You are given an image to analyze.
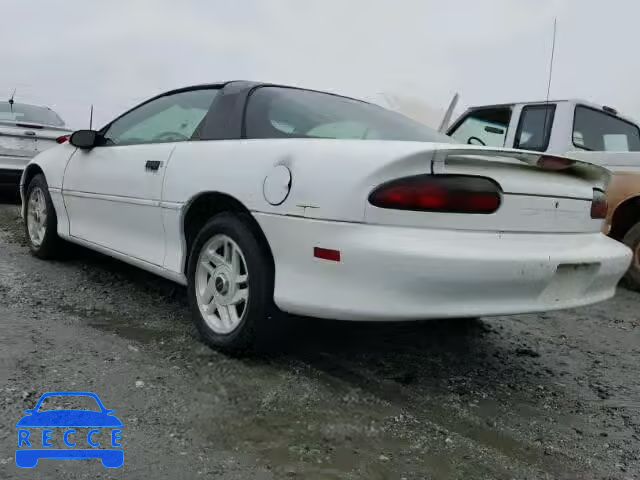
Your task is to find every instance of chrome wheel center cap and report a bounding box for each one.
[212,267,236,305]
[214,272,230,295]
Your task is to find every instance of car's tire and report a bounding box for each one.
[187,212,278,353]
[24,174,61,259]
[622,222,640,292]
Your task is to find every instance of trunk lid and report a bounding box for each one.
[0,125,36,159]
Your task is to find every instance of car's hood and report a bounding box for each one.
[16,410,123,427]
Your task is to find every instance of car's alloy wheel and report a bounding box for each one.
[195,234,249,334]
[26,186,48,247]
[187,213,278,352]
[24,174,61,259]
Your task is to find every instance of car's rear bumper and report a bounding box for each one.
[255,213,632,321]
[0,154,29,188]
[0,153,30,171]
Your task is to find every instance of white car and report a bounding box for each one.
[1,100,71,189]
[20,81,632,351]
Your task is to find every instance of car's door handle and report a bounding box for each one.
[145,160,162,171]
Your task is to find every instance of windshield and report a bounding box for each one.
[0,102,65,127]
[244,86,452,143]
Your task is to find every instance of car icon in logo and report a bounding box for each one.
[15,391,123,468]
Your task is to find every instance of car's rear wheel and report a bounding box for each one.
[187,213,277,352]
[24,174,61,259]
[622,222,640,292]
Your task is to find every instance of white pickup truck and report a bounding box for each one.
[447,99,640,290]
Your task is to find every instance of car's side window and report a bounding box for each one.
[448,107,512,147]
[573,105,640,152]
[102,89,220,146]
[514,105,555,152]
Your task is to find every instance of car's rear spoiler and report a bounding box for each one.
[431,145,611,191]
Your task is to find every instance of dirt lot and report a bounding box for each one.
[0,197,639,480]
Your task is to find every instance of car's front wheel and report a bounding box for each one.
[24,174,61,259]
[187,213,277,352]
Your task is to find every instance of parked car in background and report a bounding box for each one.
[0,101,71,190]
[20,82,631,352]
[447,99,640,291]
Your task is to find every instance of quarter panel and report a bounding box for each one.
[162,139,440,275]
[162,139,438,221]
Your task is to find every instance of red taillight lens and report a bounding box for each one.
[591,189,608,219]
[369,175,502,214]
[56,135,70,144]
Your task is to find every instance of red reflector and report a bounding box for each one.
[591,189,608,219]
[537,155,574,171]
[314,247,341,262]
[56,135,70,144]
[369,175,501,214]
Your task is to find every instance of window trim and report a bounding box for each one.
[97,85,223,147]
[446,106,513,147]
[572,104,640,152]
[513,104,556,152]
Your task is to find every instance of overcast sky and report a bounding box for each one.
[2,0,637,129]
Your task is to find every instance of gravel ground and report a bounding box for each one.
[0,197,639,480]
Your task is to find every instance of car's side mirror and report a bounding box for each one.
[105,409,115,415]
[70,129,101,149]
[24,409,34,414]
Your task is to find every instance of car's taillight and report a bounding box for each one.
[591,189,608,219]
[56,135,70,144]
[368,175,502,214]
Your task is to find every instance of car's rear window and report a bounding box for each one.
[0,102,65,127]
[244,86,452,143]
[573,105,640,151]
